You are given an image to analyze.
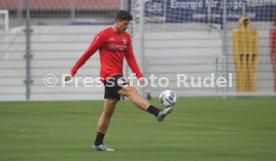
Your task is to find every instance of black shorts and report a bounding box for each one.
[103,75,129,100]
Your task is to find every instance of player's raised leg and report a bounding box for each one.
[118,85,173,121]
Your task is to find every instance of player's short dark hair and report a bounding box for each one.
[115,10,133,21]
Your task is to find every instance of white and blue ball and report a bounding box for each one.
[159,90,177,107]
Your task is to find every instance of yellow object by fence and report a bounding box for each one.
[232,17,259,92]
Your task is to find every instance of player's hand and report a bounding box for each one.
[139,77,145,86]
[64,73,73,81]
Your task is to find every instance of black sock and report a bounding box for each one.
[94,132,105,146]
[146,105,160,117]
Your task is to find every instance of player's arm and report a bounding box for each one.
[65,34,104,81]
[125,37,144,82]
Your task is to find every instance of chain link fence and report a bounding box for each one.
[1,0,276,101]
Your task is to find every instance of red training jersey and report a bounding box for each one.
[271,29,276,56]
[70,27,143,80]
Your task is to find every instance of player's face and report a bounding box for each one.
[116,20,129,32]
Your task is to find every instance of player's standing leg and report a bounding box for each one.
[93,99,117,151]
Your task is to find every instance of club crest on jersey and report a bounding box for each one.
[109,45,115,51]
[122,38,127,45]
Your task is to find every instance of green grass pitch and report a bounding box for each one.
[0,97,276,161]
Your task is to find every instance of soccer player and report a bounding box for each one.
[65,10,173,151]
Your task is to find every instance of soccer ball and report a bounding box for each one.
[159,90,177,107]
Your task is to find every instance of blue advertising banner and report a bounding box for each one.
[143,0,276,23]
